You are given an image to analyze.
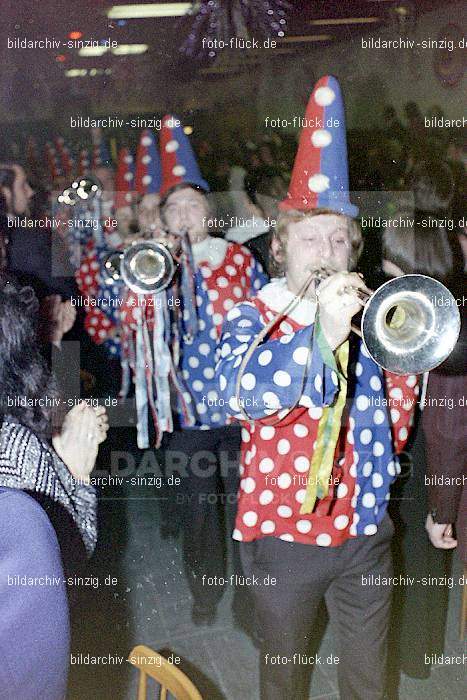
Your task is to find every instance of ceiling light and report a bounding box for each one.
[65,69,88,77]
[78,45,109,57]
[112,43,148,55]
[277,35,333,43]
[183,126,193,134]
[309,17,380,26]
[107,3,193,19]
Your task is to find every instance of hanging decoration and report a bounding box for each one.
[181,0,290,59]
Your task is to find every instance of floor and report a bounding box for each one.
[67,429,466,699]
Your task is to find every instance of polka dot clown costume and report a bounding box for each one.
[217,75,417,547]
[215,74,419,699]
[74,144,140,358]
[135,116,268,620]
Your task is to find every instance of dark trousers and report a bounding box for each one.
[240,515,395,700]
[159,425,241,608]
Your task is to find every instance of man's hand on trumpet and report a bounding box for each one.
[315,271,370,350]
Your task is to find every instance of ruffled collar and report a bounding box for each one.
[191,235,228,267]
[257,277,316,326]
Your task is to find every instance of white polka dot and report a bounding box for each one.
[372,473,384,488]
[226,307,242,324]
[188,356,199,368]
[206,303,214,316]
[142,154,151,164]
[233,343,248,356]
[308,174,330,193]
[333,515,349,530]
[199,343,210,356]
[314,85,336,106]
[308,406,323,420]
[172,164,186,176]
[406,375,417,387]
[356,395,369,411]
[233,286,243,298]
[241,477,256,494]
[277,472,292,489]
[208,289,219,301]
[316,533,332,546]
[196,402,207,414]
[314,375,322,392]
[349,461,357,477]
[311,129,333,148]
[142,174,152,185]
[259,458,275,474]
[273,370,291,387]
[373,441,384,457]
[390,409,400,424]
[243,511,258,527]
[293,424,308,438]
[295,489,306,504]
[277,439,290,455]
[337,483,348,499]
[165,139,179,152]
[258,349,272,366]
[398,427,408,441]
[362,461,373,477]
[223,298,235,311]
[279,533,294,542]
[225,265,236,276]
[192,380,204,391]
[279,334,293,345]
[373,409,385,425]
[260,426,275,440]
[389,387,403,400]
[387,460,396,476]
[347,430,354,445]
[203,367,215,379]
[360,429,372,445]
[364,524,378,535]
[261,520,276,534]
[259,489,274,505]
[240,373,255,391]
[294,456,310,473]
[217,276,228,288]
[355,361,363,376]
[232,528,243,541]
[277,505,293,518]
[362,492,376,508]
[370,375,382,391]
[296,519,312,534]
[292,347,309,365]
[263,391,279,409]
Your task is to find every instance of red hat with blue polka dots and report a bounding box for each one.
[279,75,358,217]
[115,147,135,208]
[134,129,162,196]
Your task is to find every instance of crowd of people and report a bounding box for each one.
[0,76,465,699]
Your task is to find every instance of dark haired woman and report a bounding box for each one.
[382,161,466,688]
[0,277,108,699]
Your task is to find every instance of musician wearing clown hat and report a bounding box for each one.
[147,115,268,625]
[216,76,419,699]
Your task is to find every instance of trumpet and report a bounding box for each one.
[103,238,178,294]
[310,268,461,375]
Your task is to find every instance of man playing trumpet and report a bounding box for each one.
[216,76,418,699]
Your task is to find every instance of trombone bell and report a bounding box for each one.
[102,240,177,294]
[361,274,461,375]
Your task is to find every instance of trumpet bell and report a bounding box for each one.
[121,241,176,294]
[361,274,461,375]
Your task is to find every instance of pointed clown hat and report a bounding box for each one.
[92,141,112,169]
[77,148,91,177]
[115,147,135,208]
[159,115,209,200]
[279,75,358,217]
[134,129,162,196]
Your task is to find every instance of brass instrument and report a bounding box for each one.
[103,239,178,294]
[311,269,461,375]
